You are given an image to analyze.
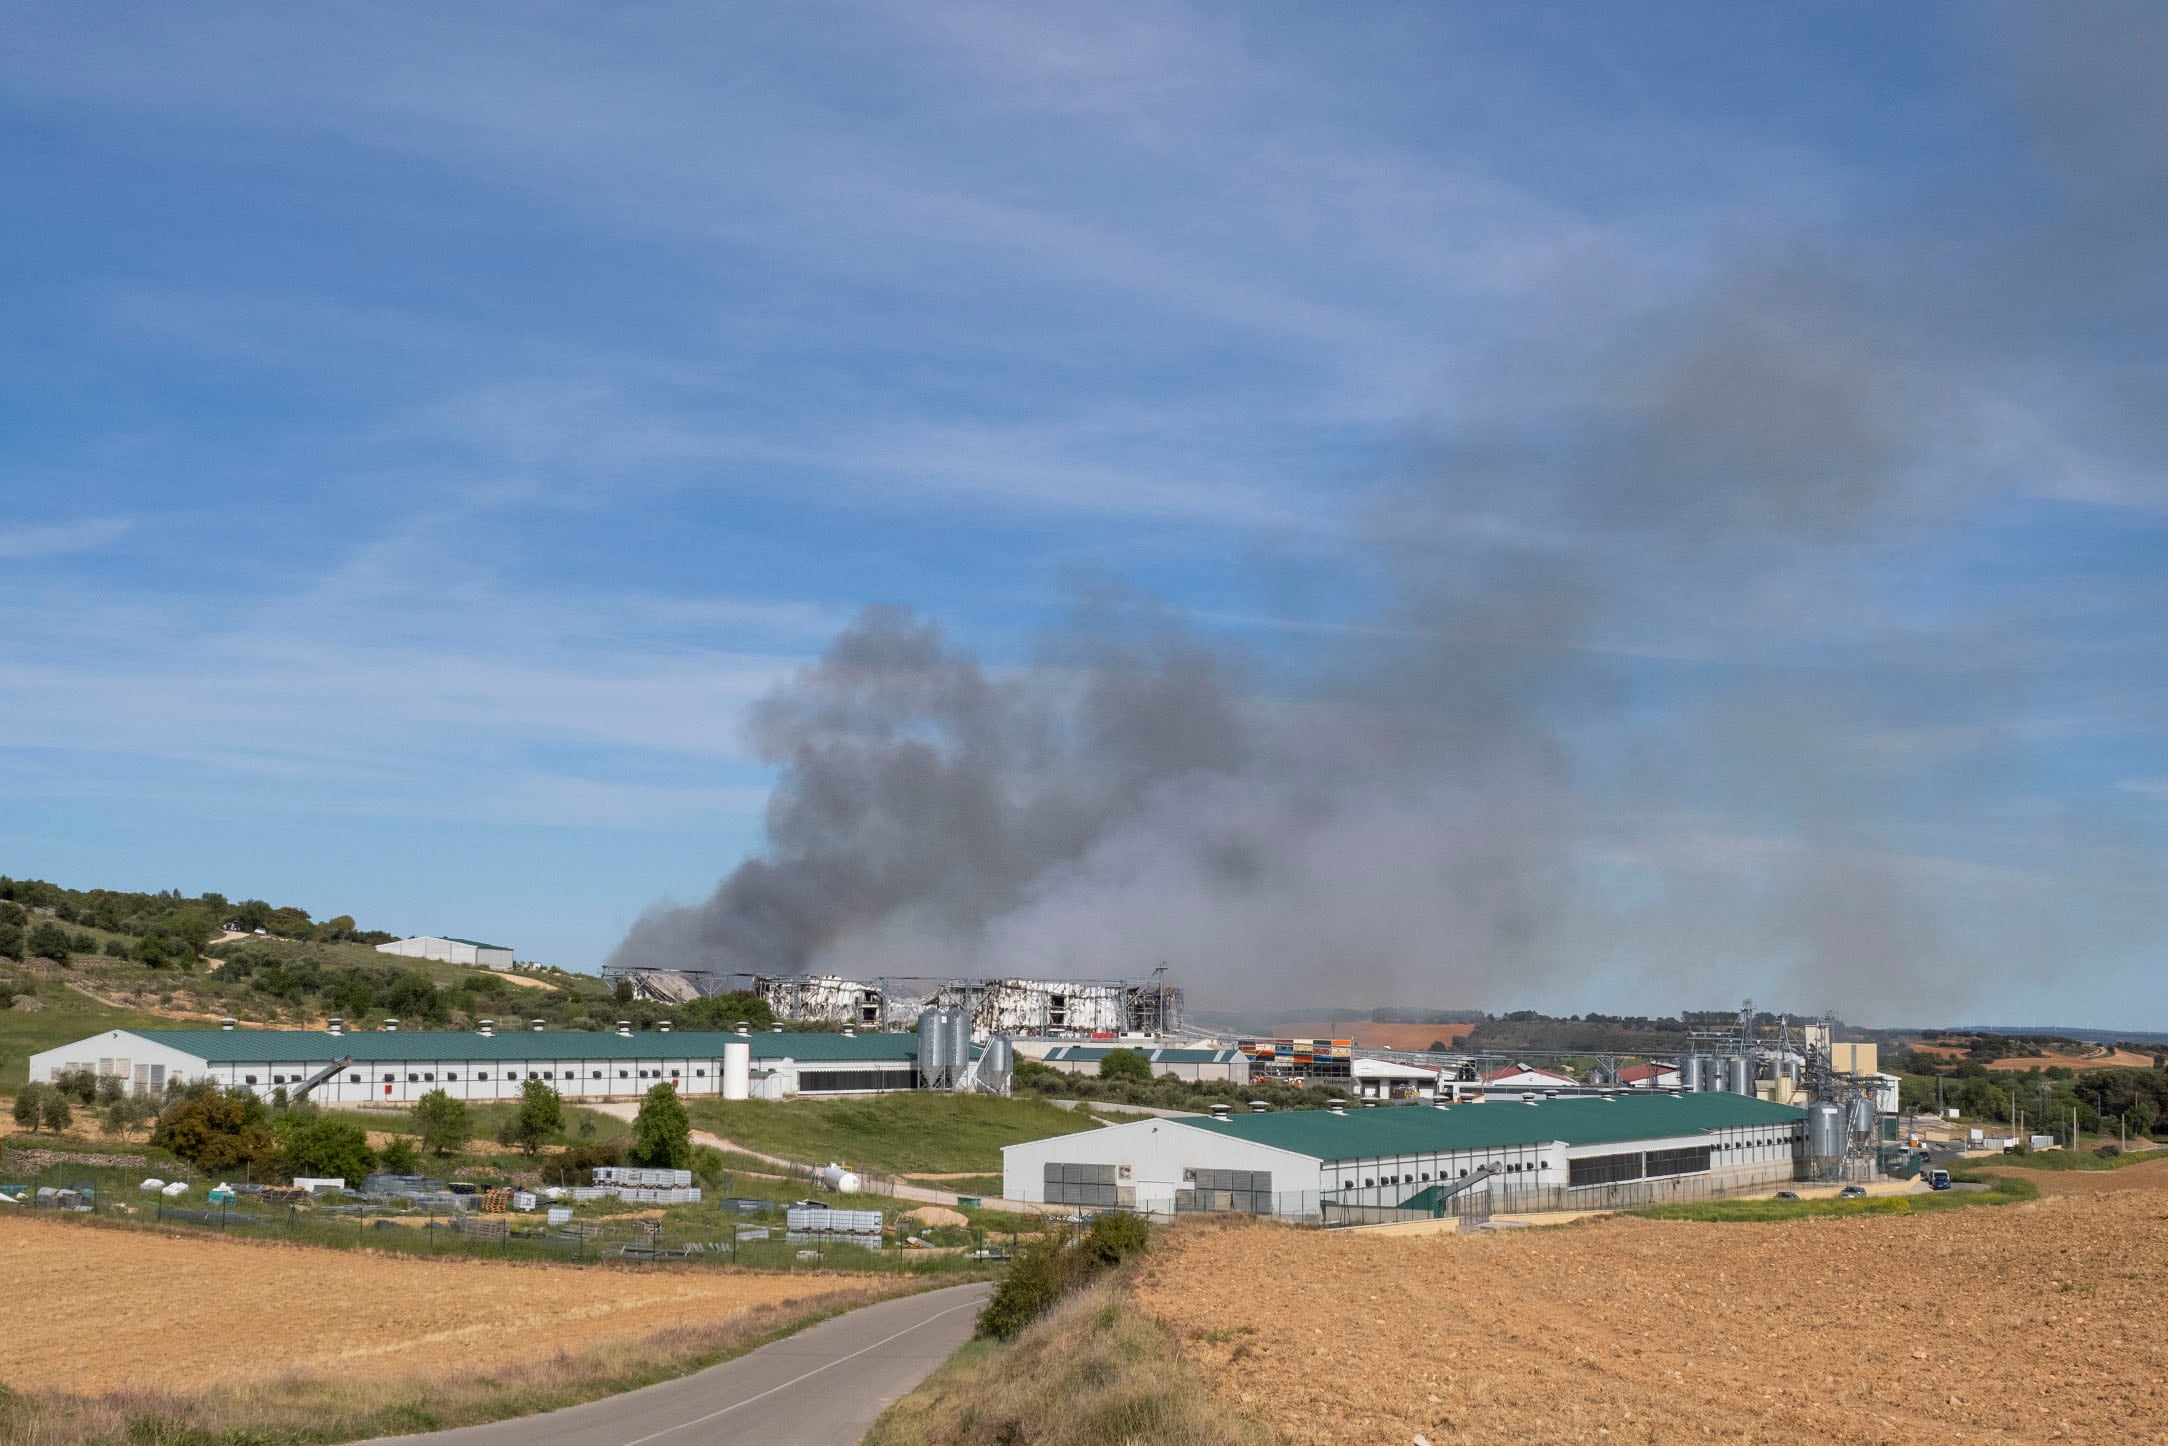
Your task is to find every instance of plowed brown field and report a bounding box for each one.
[0,1215,889,1395]
[1269,1022,1475,1050]
[1137,1194,2168,1443]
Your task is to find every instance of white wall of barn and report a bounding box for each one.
[1002,1119,1318,1212]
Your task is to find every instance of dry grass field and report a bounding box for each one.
[1136,1193,2168,1443]
[1982,1048,2155,1071]
[0,1214,891,1396]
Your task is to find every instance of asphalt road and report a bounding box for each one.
[369,1281,990,1446]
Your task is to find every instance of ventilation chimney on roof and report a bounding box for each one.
[478,1019,494,1036]
[1249,1100,1270,1113]
[327,1017,343,1036]
[658,1020,671,1033]
[770,1024,784,1033]
[1209,1103,1231,1120]
[616,1020,632,1036]
[1326,1103,1346,1116]
[530,1019,545,1032]
[841,1027,854,1037]
[734,1022,750,1036]
[383,1018,399,1032]
[220,1017,236,1031]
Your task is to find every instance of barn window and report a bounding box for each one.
[543,1071,553,1079]
[694,1069,705,1078]
[618,1070,629,1078]
[245,1075,257,1085]
[591,1070,602,1079]
[1421,1173,1431,1182]
[528,1072,539,1080]
[423,1073,434,1082]
[348,1072,361,1081]
[1342,1180,1353,1190]
[476,1072,489,1080]
[445,1073,458,1081]
[408,1073,419,1083]
[382,1074,395,1083]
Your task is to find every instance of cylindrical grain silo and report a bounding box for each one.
[721,1040,750,1100]
[1809,1100,1845,1168]
[945,1007,972,1087]
[1725,1056,1753,1096]
[1679,1056,1704,1092]
[917,1009,947,1090]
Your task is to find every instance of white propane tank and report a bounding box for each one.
[818,1162,862,1194]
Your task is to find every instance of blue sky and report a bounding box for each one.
[2,4,2163,1026]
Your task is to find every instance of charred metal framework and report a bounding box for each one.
[605,966,1183,1041]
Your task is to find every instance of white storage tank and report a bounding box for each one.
[722,1040,750,1101]
[818,1162,862,1193]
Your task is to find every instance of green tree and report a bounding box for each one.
[103,938,130,959]
[1098,1048,1152,1083]
[498,1079,563,1156]
[0,920,22,961]
[151,1087,280,1173]
[409,1089,472,1156]
[630,1081,692,1170]
[41,1092,73,1133]
[381,970,444,1022]
[13,1083,49,1132]
[26,921,73,962]
[276,1116,377,1182]
[378,1135,421,1175]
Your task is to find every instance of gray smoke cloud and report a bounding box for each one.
[610,13,2168,1020]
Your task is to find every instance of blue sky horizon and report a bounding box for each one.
[3,4,2164,1027]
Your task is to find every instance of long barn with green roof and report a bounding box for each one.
[1002,1090,1808,1217]
[30,1021,932,1103]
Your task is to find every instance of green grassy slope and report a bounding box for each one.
[0,980,175,1089]
[686,1094,1126,1175]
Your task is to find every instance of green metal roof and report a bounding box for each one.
[1182,1092,1806,1163]
[119,1028,922,1065]
[442,937,510,950]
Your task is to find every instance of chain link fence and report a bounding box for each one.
[0,1157,1002,1275]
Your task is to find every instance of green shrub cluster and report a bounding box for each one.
[978,1214,1150,1341]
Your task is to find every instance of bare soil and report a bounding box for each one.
[0,1213,889,1394]
[1136,1195,2168,1443]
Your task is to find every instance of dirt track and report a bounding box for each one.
[1138,1194,2168,1443]
[0,1215,888,1395]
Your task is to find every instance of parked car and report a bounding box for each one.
[1838,1184,1868,1199]
[1773,1191,1799,1200]
[1927,1169,1951,1191]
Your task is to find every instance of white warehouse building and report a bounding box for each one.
[374,936,516,968]
[1003,1091,1808,1218]
[29,1025,931,1104]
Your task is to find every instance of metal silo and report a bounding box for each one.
[1725,1057,1753,1096]
[1679,1056,1704,1092]
[1846,1093,1877,1139]
[917,1008,947,1090]
[1808,1100,1844,1166]
[946,1007,972,1088]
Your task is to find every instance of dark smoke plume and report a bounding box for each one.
[612,13,2168,1018]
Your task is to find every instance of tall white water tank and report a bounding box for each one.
[722,1040,750,1100]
